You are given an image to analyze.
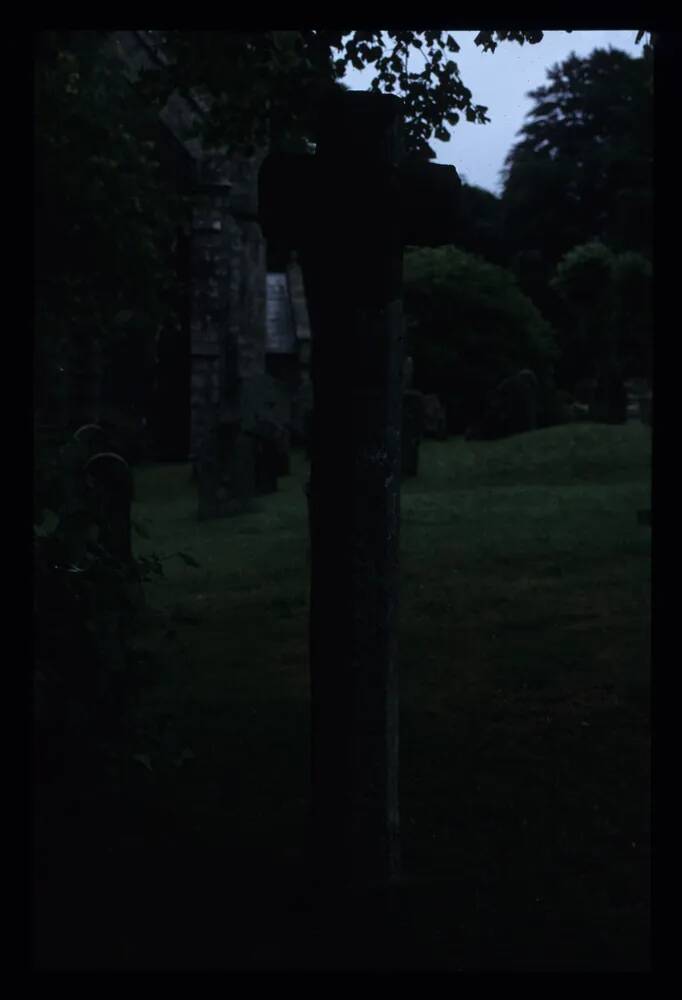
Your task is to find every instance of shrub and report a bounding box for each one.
[404,246,559,433]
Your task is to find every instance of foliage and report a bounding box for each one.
[551,240,615,305]
[501,46,652,264]
[33,426,200,783]
[498,45,652,389]
[403,246,558,432]
[134,29,549,158]
[550,241,652,384]
[34,30,187,429]
[499,44,653,342]
[456,183,507,265]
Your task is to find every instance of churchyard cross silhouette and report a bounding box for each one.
[259,90,460,890]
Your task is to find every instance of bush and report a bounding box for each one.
[550,242,652,386]
[404,246,558,433]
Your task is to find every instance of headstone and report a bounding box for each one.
[250,418,288,493]
[639,394,653,426]
[590,367,627,424]
[84,452,134,564]
[73,423,111,457]
[196,419,255,519]
[569,400,591,421]
[555,389,575,421]
[293,378,314,452]
[259,90,460,892]
[240,373,292,434]
[468,368,538,440]
[303,406,314,461]
[421,393,447,440]
[574,376,598,407]
[402,389,424,477]
[240,373,292,480]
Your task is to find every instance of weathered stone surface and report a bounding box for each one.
[402,389,424,477]
[639,394,653,426]
[467,369,539,440]
[196,420,255,520]
[84,452,133,564]
[574,377,599,406]
[260,89,460,892]
[422,393,447,440]
[73,424,110,457]
[240,374,292,487]
[589,368,628,424]
[239,373,292,434]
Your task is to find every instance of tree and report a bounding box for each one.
[456,183,507,265]
[499,45,652,387]
[403,246,558,432]
[134,29,552,158]
[501,46,653,269]
[550,241,652,388]
[34,31,186,433]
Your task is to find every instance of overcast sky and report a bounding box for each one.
[342,30,644,195]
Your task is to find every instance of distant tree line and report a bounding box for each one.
[408,45,653,424]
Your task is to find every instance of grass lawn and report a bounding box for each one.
[33,421,651,971]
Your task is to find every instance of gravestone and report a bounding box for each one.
[295,378,314,453]
[402,389,424,478]
[74,423,110,457]
[422,393,447,440]
[574,376,598,407]
[640,394,653,426]
[240,373,292,483]
[259,90,460,892]
[84,452,134,564]
[468,368,539,440]
[250,419,284,494]
[196,417,255,519]
[590,367,627,424]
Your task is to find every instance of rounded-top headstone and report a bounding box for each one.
[85,452,133,561]
[74,423,110,456]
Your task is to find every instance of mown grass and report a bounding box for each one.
[33,421,651,971]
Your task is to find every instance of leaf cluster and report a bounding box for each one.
[138,29,545,158]
[403,246,558,431]
[501,46,653,265]
[550,241,652,380]
[34,31,187,424]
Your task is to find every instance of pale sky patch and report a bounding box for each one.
[342,30,645,195]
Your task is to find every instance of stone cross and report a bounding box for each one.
[259,91,459,891]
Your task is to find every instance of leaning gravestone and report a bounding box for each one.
[469,368,539,440]
[640,394,652,426]
[74,423,111,457]
[196,417,255,520]
[402,389,424,478]
[240,373,292,483]
[422,394,447,440]
[590,367,627,424]
[250,419,283,494]
[259,90,460,892]
[84,452,134,565]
